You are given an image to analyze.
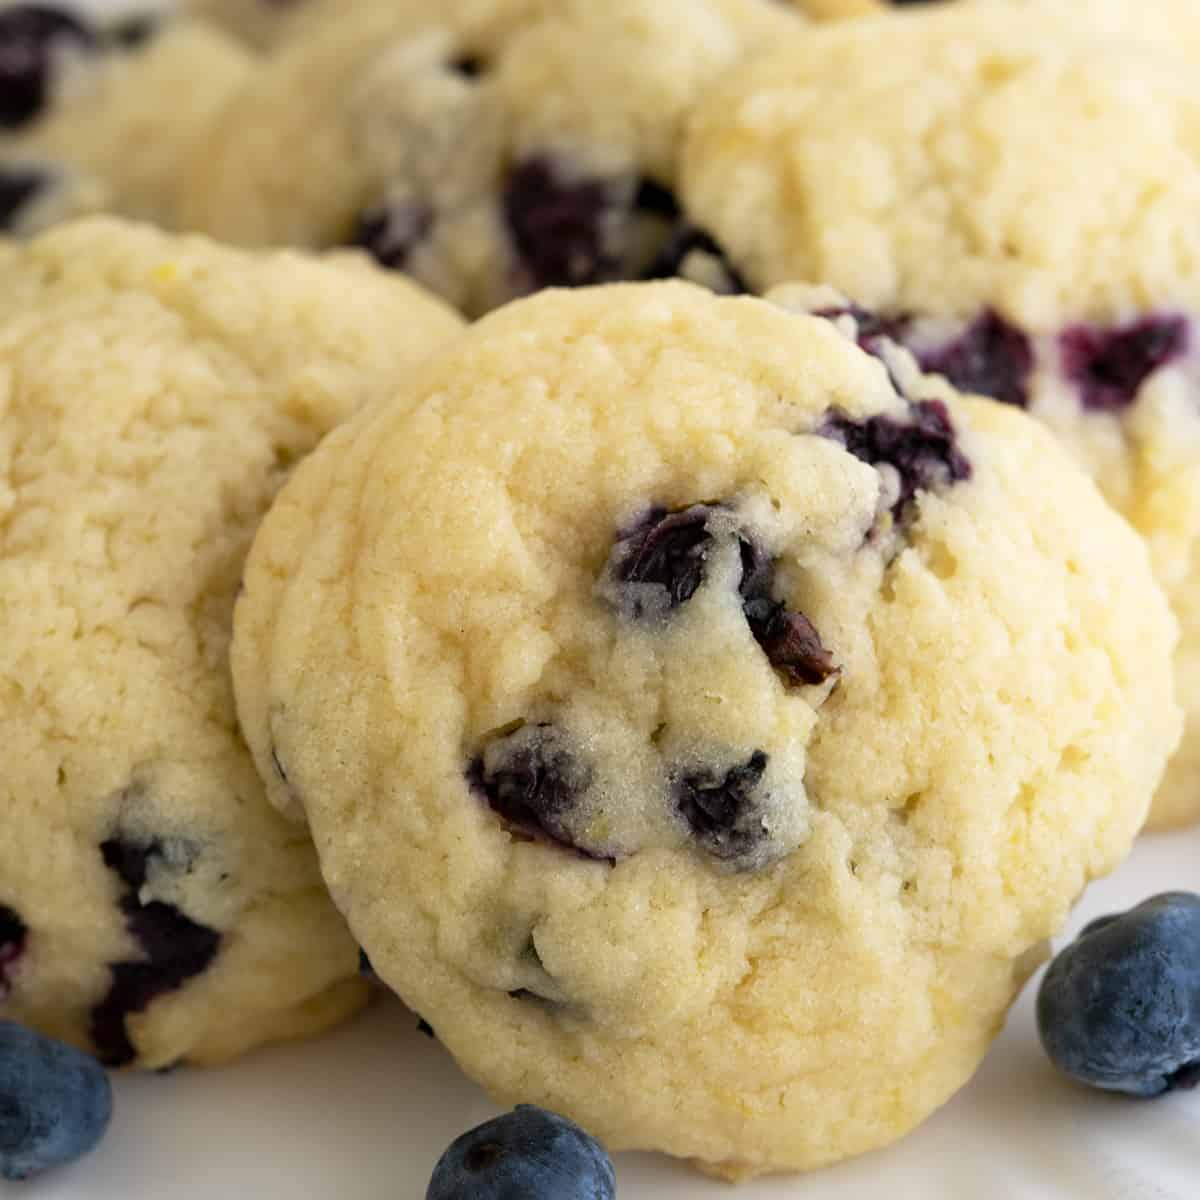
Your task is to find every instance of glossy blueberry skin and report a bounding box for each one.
[0,1021,112,1181]
[427,1105,615,1200]
[1037,892,1200,1097]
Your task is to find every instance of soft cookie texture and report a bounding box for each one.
[0,217,462,1068]
[683,7,1200,827]
[179,0,797,315]
[232,282,1178,1176]
[0,9,254,233]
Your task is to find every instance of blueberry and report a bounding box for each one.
[1059,315,1188,413]
[606,503,837,685]
[641,225,746,294]
[738,538,838,686]
[674,750,781,869]
[0,163,47,230]
[1037,892,1200,1097]
[0,905,27,998]
[352,199,434,273]
[90,835,221,1066]
[468,724,603,859]
[0,1021,112,1181]
[426,1105,615,1200]
[503,155,628,292]
[915,309,1034,409]
[820,398,972,521]
[0,6,97,130]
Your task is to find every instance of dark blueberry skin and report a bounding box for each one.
[0,163,46,229]
[468,724,601,859]
[427,1105,615,1200]
[1038,892,1200,1097]
[352,199,434,273]
[0,1021,112,1181]
[609,503,837,686]
[1059,315,1189,413]
[504,156,627,291]
[821,399,972,520]
[90,836,221,1066]
[916,309,1034,409]
[0,6,97,130]
[0,905,26,998]
[675,750,774,868]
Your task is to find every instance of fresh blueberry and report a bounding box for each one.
[426,1105,615,1200]
[1059,315,1188,413]
[674,750,783,869]
[1037,892,1200,1097]
[0,1021,112,1181]
[352,199,434,273]
[468,723,603,859]
[90,835,221,1066]
[820,398,972,521]
[0,6,97,129]
[0,905,26,998]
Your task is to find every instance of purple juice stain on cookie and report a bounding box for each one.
[821,399,971,519]
[468,723,604,859]
[607,504,837,686]
[0,904,27,997]
[1059,315,1189,413]
[503,155,629,291]
[352,199,434,273]
[0,6,98,129]
[674,750,778,869]
[90,836,220,1066]
[915,309,1033,409]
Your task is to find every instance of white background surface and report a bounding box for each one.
[2,828,1195,1199]
[5,0,1198,1195]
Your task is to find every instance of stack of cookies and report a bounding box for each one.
[0,0,1195,1185]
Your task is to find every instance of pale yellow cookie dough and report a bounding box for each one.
[232,281,1178,1175]
[683,6,1200,827]
[0,216,462,1068]
[1,16,254,231]
[179,0,798,315]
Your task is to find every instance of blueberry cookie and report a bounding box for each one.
[0,7,253,234]
[683,7,1200,828]
[231,282,1178,1175]
[180,0,798,316]
[0,217,462,1068]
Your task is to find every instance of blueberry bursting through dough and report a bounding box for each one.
[232,282,1178,1178]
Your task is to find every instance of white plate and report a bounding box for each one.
[5,827,1195,1200]
[9,1,1199,1195]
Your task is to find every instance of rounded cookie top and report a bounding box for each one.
[180,0,798,315]
[0,216,462,1068]
[232,281,1177,1175]
[683,5,1200,830]
[0,11,255,231]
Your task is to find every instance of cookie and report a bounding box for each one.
[0,7,254,233]
[231,281,1178,1176]
[179,0,799,315]
[682,6,1200,828]
[0,217,462,1069]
